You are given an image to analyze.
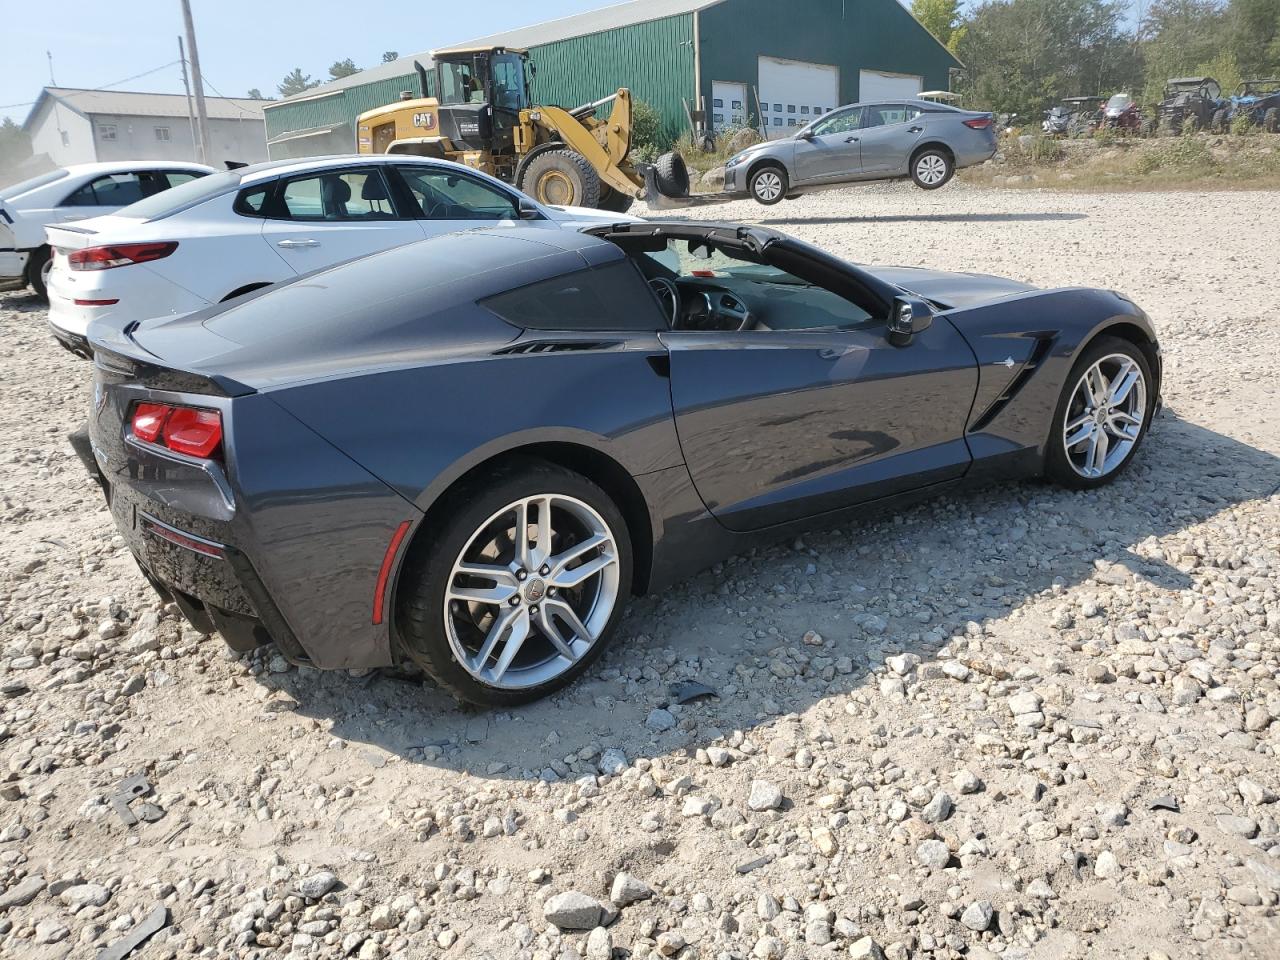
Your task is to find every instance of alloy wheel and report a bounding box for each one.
[753,170,783,202]
[1062,353,1148,479]
[915,154,948,185]
[443,494,620,690]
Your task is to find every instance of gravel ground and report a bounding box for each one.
[1,181,1278,960]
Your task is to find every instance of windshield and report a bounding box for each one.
[114,170,233,221]
[0,168,69,200]
[1107,94,1132,110]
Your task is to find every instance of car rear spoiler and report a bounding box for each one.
[90,318,254,398]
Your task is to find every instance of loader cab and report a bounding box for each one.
[433,47,531,155]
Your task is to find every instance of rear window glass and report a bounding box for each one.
[113,170,231,221]
[482,262,664,331]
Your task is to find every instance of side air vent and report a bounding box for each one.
[495,339,620,356]
[969,334,1055,432]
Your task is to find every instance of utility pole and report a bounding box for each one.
[177,36,200,162]
[179,0,212,164]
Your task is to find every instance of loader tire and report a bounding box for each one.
[598,187,635,214]
[518,149,602,208]
[653,152,690,199]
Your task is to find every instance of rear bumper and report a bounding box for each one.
[77,432,315,663]
[49,320,92,359]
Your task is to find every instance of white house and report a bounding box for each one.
[23,87,269,168]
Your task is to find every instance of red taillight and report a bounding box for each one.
[73,298,120,307]
[130,402,223,459]
[963,116,994,129]
[69,241,178,271]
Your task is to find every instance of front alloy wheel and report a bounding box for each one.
[1045,336,1154,489]
[749,166,787,205]
[398,461,632,705]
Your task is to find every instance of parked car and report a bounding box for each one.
[1154,77,1226,134]
[722,100,996,204]
[45,155,637,358]
[0,161,213,300]
[1226,79,1280,132]
[78,220,1161,706]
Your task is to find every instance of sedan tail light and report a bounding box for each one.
[68,241,178,271]
[963,116,994,129]
[130,402,223,459]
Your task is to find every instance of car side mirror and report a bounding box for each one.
[887,296,933,346]
[796,129,814,141]
[517,197,542,220]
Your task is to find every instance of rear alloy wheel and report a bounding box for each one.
[518,149,602,208]
[911,149,954,189]
[748,164,787,205]
[27,246,52,301]
[398,461,631,706]
[1045,337,1154,489]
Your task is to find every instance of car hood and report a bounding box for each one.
[544,204,641,228]
[871,265,1036,309]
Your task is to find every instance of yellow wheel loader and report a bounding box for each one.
[356,46,689,212]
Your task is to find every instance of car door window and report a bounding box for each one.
[60,172,147,207]
[810,107,862,137]
[278,169,400,221]
[395,166,518,220]
[863,104,921,128]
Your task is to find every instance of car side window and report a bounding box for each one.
[60,172,147,207]
[395,166,519,220]
[164,171,204,189]
[277,169,400,221]
[811,108,862,137]
[863,104,921,128]
[482,262,665,331]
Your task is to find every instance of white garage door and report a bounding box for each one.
[858,70,923,103]
[758,56,839,139]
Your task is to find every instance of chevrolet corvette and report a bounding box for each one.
[79,221,1161,705]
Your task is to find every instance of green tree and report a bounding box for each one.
[0,118,32,171]
[1222,0,1280,79]
[913,0,967,52]
[328,58,359,80]
[1140,0,1227,100]
[381,51,400,63]
[247,87,265,100]
[277,68,318,97]
[955,0,1138,118]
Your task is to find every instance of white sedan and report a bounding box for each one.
[46,155,638,358]
[1,161,214,300]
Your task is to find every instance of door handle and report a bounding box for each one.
[909,126,923,133]
[276,239,319,248]
[845,136,859,142]
[818,346,854,360]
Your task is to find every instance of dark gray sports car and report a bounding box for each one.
[80,222,1161,705]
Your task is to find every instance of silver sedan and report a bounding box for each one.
[723,100,998,205]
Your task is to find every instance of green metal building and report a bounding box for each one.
[263,0,961,158]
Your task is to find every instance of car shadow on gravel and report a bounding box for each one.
[266,409,1277,783]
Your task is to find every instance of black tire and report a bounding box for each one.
[1044,335,1156,491]
[517,149,602,208]
[397,459,633,707]
[1265,108,1279,133]
[598,187,635,214]
[653,152,690,199]
[910,147,954,189]
[1212,108,1228,133]
[747,163,788,205]
[26,246,51,301]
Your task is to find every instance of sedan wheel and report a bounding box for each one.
[398,461,632,705]
[1045,337,1154,489]
[749,166,787,205]
[911,150,954,189]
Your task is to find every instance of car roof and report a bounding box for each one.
[60,160,215,177]
[235,154,460,186]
